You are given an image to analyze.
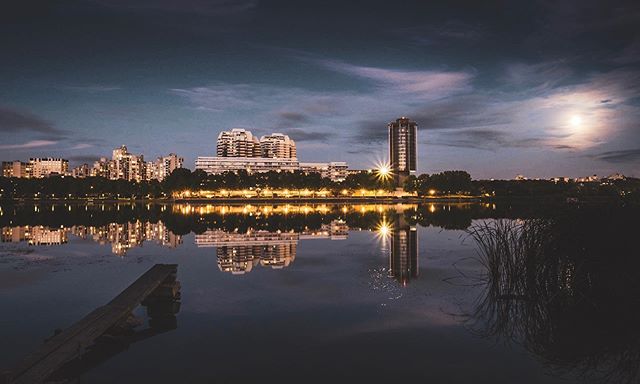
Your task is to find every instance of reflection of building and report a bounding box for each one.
[29,226,68,245]
[1,221,181,256]
[299,220,349,240]
[89,221,182,256]
[195,230,298,275]
[195,220,349,275]
[388,117,417,186]
[1,226,67,245]
[389,213,418,285]
[1,226,29,242]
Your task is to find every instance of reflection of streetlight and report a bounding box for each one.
[375,217,392,247]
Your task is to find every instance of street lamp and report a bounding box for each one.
[375,162,392,182]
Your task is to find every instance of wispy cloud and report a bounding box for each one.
[61,85,122,92]
[0,106,63,134]
[316,59,473,96]
[0,140,57,150]
[279,128,333,142]
[93,0,258,15]
[170,84,261,111]
[591,149,640,163]
[69,143,94,150]
[394,20,489,46]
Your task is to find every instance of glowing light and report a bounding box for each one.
[570,115,582,126]
[374,161,392,181]
[429,189,436,196]
[375,218,393,243]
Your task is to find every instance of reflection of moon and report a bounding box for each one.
[570,115,582,126]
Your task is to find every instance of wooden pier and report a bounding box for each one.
[4,264,178,384]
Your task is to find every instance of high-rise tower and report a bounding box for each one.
[388,117,417,186]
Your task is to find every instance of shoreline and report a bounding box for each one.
[1,196,486,204]
[0,195,625,205]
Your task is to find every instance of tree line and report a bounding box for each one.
[1,168,638,202]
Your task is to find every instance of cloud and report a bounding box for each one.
[61,85,122,92]
[612,38,640,64]
[279,128,333,142]
[353,120,389,144]
[0,140,57,150]
[69,143,94,150]
[395,21,488,46]
[592,149,640,163]
[93,0,258,15]
[0,106,62,134]
[502,61,573,91]
[317,59,473,96]
[430,129,555,151]
[277,111,309,125]
[170,84,260,111]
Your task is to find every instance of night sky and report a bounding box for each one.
[1,0,639,178]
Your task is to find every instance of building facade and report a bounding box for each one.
[2,161,32,178]
[217,129,262,158]
[260,133,297,159]
[299,162,348,182]
[29,158,69,178]
[388,117,417,186]
[71,163,90,178]
[110,145,146,182]
[91,157,111,178]
[147,153,184,181]
[195,156,300,174]
[198,128,347,178]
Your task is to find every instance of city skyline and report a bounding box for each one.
[2,1,639,179]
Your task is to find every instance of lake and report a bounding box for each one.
[0,202,638,383]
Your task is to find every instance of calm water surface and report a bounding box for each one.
[0,203,637,383]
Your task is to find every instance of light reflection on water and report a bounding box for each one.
[0,202,636,383]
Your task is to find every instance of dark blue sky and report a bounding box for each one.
[1,0,639,178]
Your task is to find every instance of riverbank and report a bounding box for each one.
[2,195,628,205]
[1,195,489,204]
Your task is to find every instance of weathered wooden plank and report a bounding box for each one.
[8,264,177,384]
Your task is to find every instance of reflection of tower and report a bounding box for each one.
[389,212,418,285]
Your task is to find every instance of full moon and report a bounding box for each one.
[570,115,582,126]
